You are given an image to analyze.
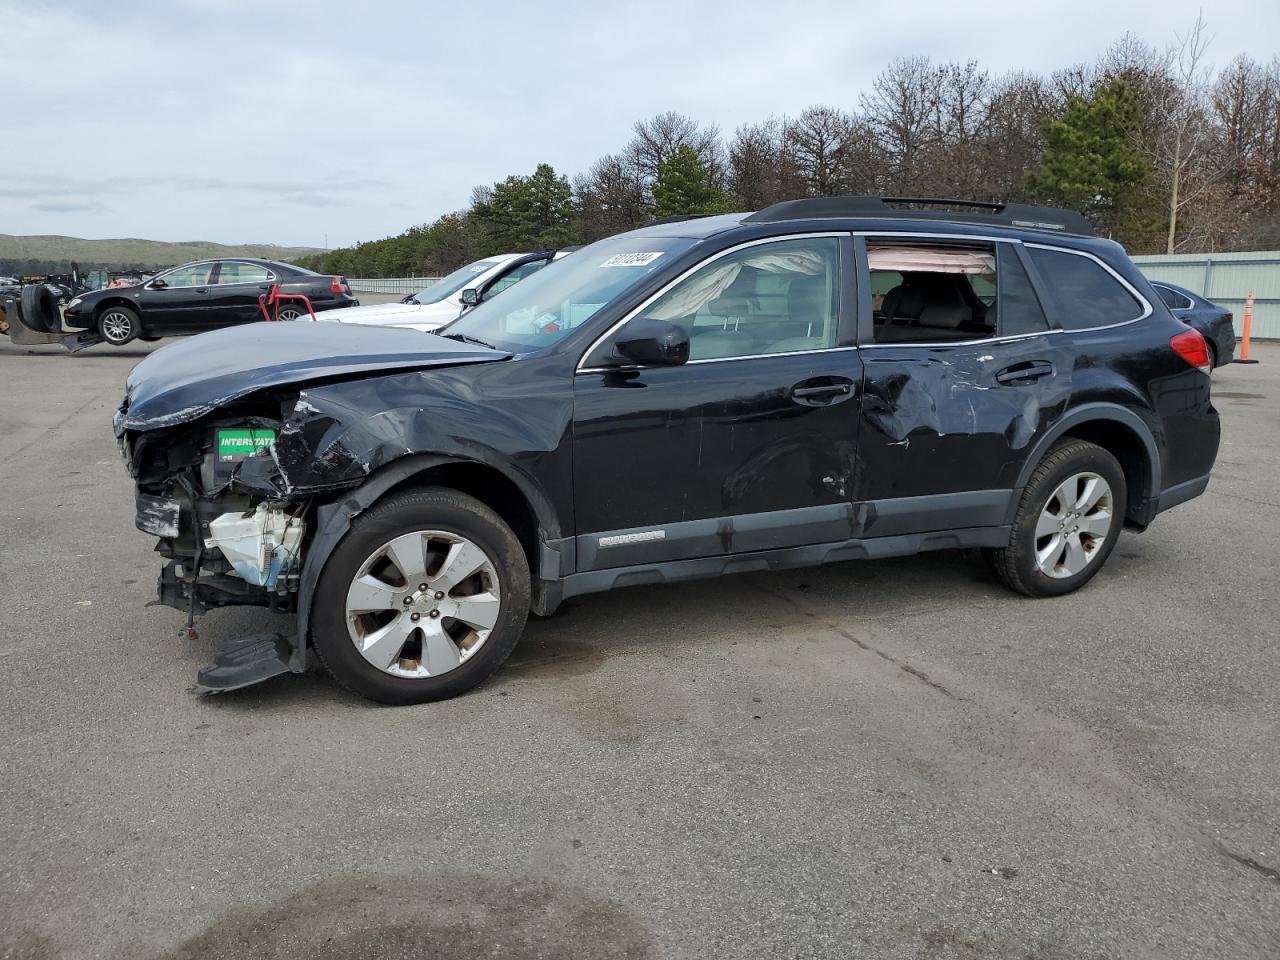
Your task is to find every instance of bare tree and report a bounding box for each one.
[1151,13,1219,252]
[728,117,798,208]
[981,71,1055,200]
[625,112,723,190]
[1211,54,1280,247]
[573,154,648,241]
[919,61,994,197]
[861,57,942,193]
[783,106,860,196]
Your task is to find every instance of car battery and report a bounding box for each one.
[203,425,278,491]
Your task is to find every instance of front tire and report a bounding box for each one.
[311,487,530,704]
[987,439,1126,598]
[98,305,140,345]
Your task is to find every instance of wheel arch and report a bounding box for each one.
[295,453,565,656]
[1015,404,1162,526]
[93,297,143,331]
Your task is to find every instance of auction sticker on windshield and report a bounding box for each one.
[600,252,664,268]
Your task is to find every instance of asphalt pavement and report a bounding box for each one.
[1,336,1277,959]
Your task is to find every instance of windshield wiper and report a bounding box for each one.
[440,332,497,349]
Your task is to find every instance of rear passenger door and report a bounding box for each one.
[208,261,274,325]
[855,235,1073,539]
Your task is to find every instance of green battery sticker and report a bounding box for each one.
[217,428,276,461]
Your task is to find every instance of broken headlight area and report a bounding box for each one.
[124,403,311,617]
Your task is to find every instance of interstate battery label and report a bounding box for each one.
[217,429,276,461]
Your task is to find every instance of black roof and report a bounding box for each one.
[626,197,1097,243]
[743,197,1094,236]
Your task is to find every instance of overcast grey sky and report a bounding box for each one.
[4,0,1278,248]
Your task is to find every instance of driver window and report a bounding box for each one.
[628,236,840,361]
[158,264,213,288]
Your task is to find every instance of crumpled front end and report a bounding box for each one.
[120,393,315,623]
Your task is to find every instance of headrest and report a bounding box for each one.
[788,274,826,315]
[918,304,971,329]
[891,285,926,319]
[705,296,753,317]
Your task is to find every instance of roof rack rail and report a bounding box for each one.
[650,213,717,225]
[743,196,1094,236]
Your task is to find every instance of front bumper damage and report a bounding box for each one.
[122,412,317,692]
[112,323,513,692]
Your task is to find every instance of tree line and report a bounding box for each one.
[297,20,1280,278]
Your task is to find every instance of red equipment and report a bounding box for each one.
[257,283,317,322]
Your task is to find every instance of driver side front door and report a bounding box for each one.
[138,262,215,333]
[570,234,864,573]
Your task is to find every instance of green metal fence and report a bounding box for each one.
[1132,250,1280,340]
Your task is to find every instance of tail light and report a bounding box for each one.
[1170,329,1211,375]
[329,276,349,295]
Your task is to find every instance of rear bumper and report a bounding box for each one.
[1212,325,1236,366]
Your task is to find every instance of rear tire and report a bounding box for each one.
[98,305,140,345]
[987,439,1126,598]
[275,303,309,322]
[310,487,530,705]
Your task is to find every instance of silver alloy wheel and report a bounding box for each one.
[344,529,501,678]
[277,306,304,321]
[100,310,133,342]
[1034,471,1114,579]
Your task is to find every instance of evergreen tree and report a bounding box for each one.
[652,145,730,218]
[1030,79,1159,245]
[473,163,576,250]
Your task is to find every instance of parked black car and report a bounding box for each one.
[1149,280,1235,367]
[63,258,357,346]
[115,197,1220,704]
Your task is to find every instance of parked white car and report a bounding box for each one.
[312,250,573,332]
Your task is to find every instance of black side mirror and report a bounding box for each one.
[459,287,479,307]
[151,278,167,289]
[613,319,690,366]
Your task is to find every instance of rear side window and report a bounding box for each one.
[1027,247,1144,330]
[216,261,272,285]
[1154,284,1193,310]
[868,241,998,343]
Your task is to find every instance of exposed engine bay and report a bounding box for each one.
[121,399,318,691]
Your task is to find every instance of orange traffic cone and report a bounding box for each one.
[1234,290,1259,364]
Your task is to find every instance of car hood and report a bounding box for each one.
[316,300,456,329]
[116,321,509,433]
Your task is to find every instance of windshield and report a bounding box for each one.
[412,259,504,304]
[438,236,695,353]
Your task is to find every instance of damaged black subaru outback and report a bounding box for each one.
[115,197,1220,704]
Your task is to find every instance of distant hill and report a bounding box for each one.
[0,235,325,275]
